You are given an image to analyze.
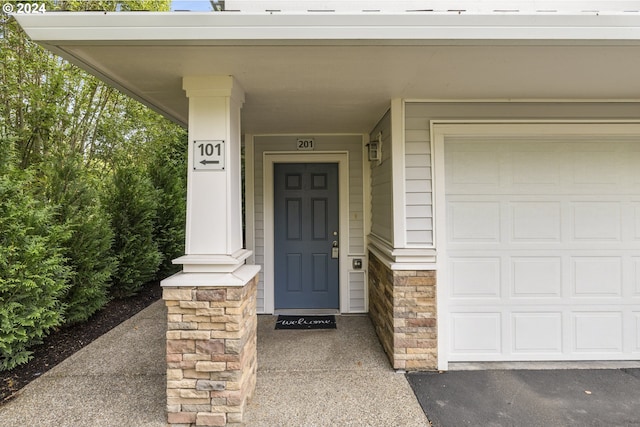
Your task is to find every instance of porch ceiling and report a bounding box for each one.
[15,12,640,133]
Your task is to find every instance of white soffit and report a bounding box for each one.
[13,12,640,133]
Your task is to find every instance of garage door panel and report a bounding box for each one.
[450,150,500,185]
[451,313,502,354]
[449,201,500,242]
[634,258,640,295]
[634,205,640,239]
[444,129,640,363]
[571,150,619,185]
[449,309,636,359]
[511,201,562,241]
[450,258,501,298]
[572,257,622,297]
[633,152,640,184]
[512,313,563,353]
[512,151,560,185]
[512,257,562,297]
[635,313,640,352]
[572,202,622,241]
[449,198,637,247]
[573,312,623,352]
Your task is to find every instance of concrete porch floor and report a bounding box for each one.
[0,301,428,426]
[245,315,429,426]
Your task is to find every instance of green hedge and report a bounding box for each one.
[0,133,188,370]
[40,148,118,324]
[104,160,163,298]
[149,130,187,279]
[0,141,71,370]
[0,9,187,371]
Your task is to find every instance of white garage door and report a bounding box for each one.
[440,124,640,362]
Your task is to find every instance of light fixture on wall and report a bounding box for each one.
[367,132,382,162]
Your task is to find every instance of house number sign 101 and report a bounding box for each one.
[193,140,225,171]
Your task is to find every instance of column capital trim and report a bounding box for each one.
[368,235,437,270]
[182,75,245,103]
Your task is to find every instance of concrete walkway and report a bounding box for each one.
[0,301,428,426]
[245,315,428,426]
[0,300,167,427]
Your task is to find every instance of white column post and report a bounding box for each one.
[170,75,252,276]
[163,77,260,426]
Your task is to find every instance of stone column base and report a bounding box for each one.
[368,251,437,370]
[162,268,259,426]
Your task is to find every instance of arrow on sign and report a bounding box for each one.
[200,159,220,165]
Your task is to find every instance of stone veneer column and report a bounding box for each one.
[368,251,437,370]
[163,274,257,427]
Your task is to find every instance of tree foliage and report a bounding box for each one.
[104,159,163,298]
[53,1,171,12]
[38,147,118,324]
[0,139,71,370]
[147,121,188,278]
[0,2,187,369]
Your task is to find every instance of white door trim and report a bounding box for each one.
[263,152,350,314]
[433,121,640,371]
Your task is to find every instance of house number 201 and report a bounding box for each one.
[297,138,315,150]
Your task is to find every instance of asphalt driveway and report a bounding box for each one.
[407,368,640,427]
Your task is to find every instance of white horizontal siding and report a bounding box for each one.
[405,154,430,168]
[370,110,393,245]
[348,271,367,313]
[405,114,433,246]
[253,152,266,312]
[405,166,430,180]
[406,205,432,218]
[348,144,366,255]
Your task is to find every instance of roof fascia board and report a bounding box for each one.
[225,0,640,14]
[13,13,640,45]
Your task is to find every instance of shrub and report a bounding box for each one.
[148,129,187,279]
[104,160,162,298]
[0,140,71,370]
[39,148,117,324]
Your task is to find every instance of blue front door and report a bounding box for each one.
[274,163,339,310]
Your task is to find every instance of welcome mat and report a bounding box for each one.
[275,315,337,330]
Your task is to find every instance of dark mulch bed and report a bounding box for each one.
[0,281,163,405]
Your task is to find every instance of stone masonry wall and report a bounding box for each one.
[368,251,437,370]
[163,275,258,427]
[368,252,395,364]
